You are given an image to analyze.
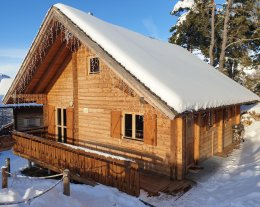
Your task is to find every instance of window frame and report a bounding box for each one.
[56,108,67,143]
[122,112,144,141]
[87,56,100,75]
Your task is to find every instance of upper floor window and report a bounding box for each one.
[88,57,100,74]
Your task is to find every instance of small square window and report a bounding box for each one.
[89,57,100,74]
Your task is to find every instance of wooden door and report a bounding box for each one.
[186,115,194,168]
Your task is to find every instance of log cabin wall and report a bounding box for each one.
[199,110,218,160]
[197,105,240,161]
[46,45,173,177]
[47,60,73,108]
[45,43,242,178]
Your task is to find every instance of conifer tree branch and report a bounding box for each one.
[225,38,260,50]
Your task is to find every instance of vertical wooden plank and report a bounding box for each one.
[194,113,201,164]
[175,116,184,180]
[217,109,224,153]
[170,119,177,180]
[66,107,74,145]
[72,52,79,145]
[111,111,121,138]
[235,105,241,124]
[144,114,157,146]
[48,105,55,138]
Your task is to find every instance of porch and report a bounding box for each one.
[12,128,195,197]
[13,129,140,196]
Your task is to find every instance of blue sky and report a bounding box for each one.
[0,0,178,79]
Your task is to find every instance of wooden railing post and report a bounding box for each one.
[28,160,32,169]
[2,166,8,189]
[5,158,10,177]
[63,169,70,196]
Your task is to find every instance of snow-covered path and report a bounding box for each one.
[141,121,260,207]
[0,121,259,207]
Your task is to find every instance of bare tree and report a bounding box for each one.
[219,0,233,72]
[209,0,216,66]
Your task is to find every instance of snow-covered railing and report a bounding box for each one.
[12,131,140,196]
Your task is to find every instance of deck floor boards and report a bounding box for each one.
[140,172,195,196]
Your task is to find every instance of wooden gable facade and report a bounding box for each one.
[4,6,245,195]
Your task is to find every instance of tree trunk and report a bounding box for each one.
[209,0,215,66]
[219,0,233,72]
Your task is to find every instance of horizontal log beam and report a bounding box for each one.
[11,94,47,104]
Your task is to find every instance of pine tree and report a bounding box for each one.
[169,0,260,94]
[169,0,212,55]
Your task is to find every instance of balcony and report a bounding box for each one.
[12,128,140,196]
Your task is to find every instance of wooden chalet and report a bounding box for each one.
[3,4,259,196]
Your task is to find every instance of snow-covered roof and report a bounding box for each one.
[54,4,259,113]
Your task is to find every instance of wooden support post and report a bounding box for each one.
[2,166,8,189]
[28,160,32,168]
[63,169,70,196]
[217,109,224,153]
[194,113,201,164]
[175,116,184,180]
[5,158,10,177]
[235,105,241,124]
[170,120,177,180]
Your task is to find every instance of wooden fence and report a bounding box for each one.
[12,131,140,196]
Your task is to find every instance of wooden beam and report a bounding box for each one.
[72,52,78,144]
[12,94,47,104]
[194,113,201,164]
[170,120,177,180]
[34,42,69,93]
[235,105,240,124]
[25,32,62,94]
[173,116,184,180]
[43,52,72,93]
[217,109,224,153]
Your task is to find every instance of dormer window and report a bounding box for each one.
[88,57,100,74]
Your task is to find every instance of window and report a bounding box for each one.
[88,57,100,74]
[123,113,144,140]
[56,108,67,143]
[23,118,41,128]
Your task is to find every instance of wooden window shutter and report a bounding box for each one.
[111,111,121,138]
[144,114,157,146]
[66,107,74,144]
[48,105,55,137]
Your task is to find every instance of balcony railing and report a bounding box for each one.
[12,130,140,196]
